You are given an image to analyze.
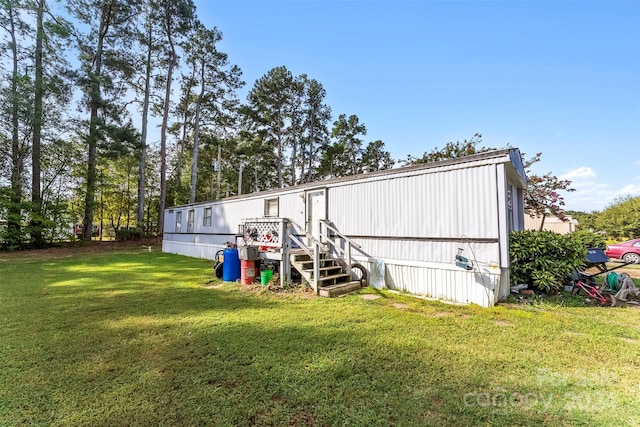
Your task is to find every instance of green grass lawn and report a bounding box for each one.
[1,247,639,426]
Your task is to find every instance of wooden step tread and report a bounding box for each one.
[303,266,342,273]
[319,281,362,297]
[317,273,351,283]
[291,253,328,260]
[293,259,341,267]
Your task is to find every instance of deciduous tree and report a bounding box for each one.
[595,196,640,240]
[411,133,488,164]
[523,152,575,229]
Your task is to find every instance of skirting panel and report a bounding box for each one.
[355,257,501,307]
[162,240,225,260]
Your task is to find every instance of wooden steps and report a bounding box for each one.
[289,251,363,297]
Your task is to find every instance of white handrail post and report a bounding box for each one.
[313,241,320,294]
[346,241,352,275]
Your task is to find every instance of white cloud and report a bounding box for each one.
[556,167,613,212]
[560,167,596,180]
[549,165,639,212]
[614,183,640,198]
[561,187,614,212]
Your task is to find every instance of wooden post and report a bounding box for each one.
[313,241,320,294]
[280,219,290,288]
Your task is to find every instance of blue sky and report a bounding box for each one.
[194,0,640,213]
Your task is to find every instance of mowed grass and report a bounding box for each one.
[1,248,639,426]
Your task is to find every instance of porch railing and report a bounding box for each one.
[319,219,362,275]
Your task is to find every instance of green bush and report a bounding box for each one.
[570,229,606,249]
[510,230,586,292]
[115,228,142,241]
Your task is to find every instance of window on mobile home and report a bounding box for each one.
[176,211,182,232]
[264,198,279,217]
[187,209,194,233]
[203,207,212,226]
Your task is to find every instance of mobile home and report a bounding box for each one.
[162,148,527,307]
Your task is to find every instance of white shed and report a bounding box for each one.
[162,148,527,307]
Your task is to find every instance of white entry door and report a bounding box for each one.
[306,189,327,244]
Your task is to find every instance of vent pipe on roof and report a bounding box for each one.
[362,166,371,174]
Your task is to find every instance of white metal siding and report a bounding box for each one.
[210,198,264,233]
[348,238,500,266]
[328,165,498,240]
[278,192,306,226]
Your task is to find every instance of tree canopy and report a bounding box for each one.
[0,1,395,249]
[5,1,625,250]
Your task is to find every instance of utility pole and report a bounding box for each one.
[238,163,244,196]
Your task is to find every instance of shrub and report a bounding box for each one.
[570,229,606,249]
[510,230,586,293]
[115,228,142,241]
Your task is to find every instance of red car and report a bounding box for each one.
[605,239,640,264]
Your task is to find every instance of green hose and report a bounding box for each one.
[606,272,620,291]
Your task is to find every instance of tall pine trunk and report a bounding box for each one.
[31,0,45,248]
[82,7,108,241]
[137,13,152,233]
[8,4,23,245]
[277,111,283,188]
[173,105,189,205]
[189,63,205,204]
[158,24,177,235]
[174,66,196,205]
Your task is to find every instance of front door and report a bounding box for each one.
[306,189,327,244]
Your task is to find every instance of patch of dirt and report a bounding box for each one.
[392,303,409,309]
[360,294,382,300]
[494,320,514,327]
[237,282,317,298]
[432,311,453,317]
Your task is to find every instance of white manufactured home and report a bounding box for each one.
[162,148,527,307]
